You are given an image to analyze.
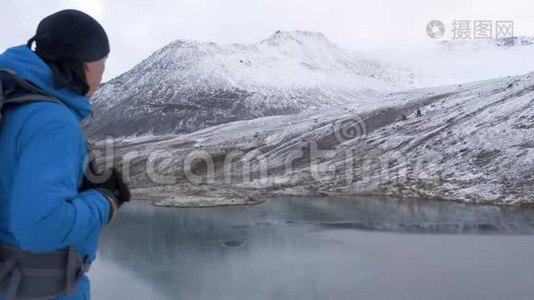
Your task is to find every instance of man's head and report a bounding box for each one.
[27,9,110,97]
[83,57,107,97]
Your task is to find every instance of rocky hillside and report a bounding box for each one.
[93,72,533,205]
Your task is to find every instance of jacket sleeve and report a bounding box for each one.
[8,108,111,253]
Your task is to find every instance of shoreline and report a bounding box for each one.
[129,186,534,208]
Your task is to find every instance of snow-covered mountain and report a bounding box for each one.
[86,32,533,205]
[94,71,533,206]
[86,30,420,137]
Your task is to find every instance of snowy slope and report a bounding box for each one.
[86,30,420,137]
[98,72,533,205]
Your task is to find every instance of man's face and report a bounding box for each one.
[84,56,107,98]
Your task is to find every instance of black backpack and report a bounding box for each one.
[0,68,63,120]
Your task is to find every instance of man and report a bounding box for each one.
[0,10,130,299]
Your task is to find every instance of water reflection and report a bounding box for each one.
[90,197,534,300]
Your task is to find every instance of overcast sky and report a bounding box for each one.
[2,0,534,80]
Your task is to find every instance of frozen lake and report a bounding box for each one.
[90,197,534,300]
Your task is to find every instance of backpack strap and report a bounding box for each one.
[0,244,88,299]
[4,93,63,106]
[0,68,63,108]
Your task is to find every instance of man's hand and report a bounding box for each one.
[80,167,131,222]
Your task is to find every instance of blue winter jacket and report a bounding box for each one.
[0,45,111,299]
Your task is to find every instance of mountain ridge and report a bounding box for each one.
[86,30,419,137]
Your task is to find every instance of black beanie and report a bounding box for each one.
[27,9,110,95]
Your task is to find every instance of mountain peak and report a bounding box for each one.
[89,28,421,138]
[260,30,332,46]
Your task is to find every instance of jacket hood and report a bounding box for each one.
[0,45,92,120]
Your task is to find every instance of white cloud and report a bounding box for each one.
[64,0,106,20]
[1,0,534,80]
